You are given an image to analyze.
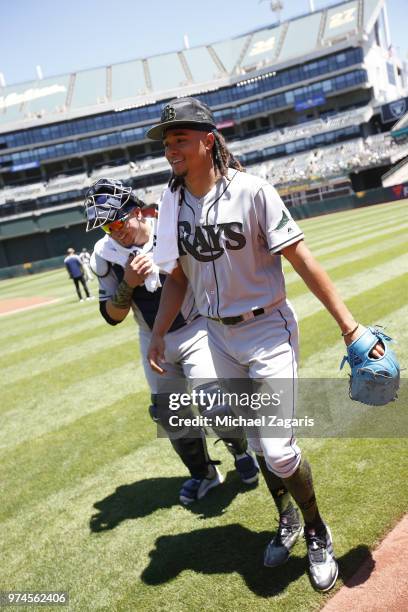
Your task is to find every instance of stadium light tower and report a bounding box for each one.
[260,0,284,24]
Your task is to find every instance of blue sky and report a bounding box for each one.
[1,0,406,86]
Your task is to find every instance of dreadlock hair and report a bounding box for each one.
[168,129,245,192]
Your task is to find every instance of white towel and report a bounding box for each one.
[95,222,161,292]
[153,187,180,273]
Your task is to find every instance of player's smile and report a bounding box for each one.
[170,158,185,172]
[109,209,146,247]
[164,129,209,177]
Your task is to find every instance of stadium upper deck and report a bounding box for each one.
[1,0,408,268]
[0,0,398,128]
[0,0,405,189]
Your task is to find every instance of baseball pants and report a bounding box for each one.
[206,299,302,478]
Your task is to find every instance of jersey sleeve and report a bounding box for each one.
[92,254,119,302]
[254,183,304,253]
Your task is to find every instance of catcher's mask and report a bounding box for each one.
[84,178,148,232]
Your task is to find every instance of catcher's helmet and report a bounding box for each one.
[84,178,143,231]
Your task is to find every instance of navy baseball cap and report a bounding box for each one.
[146,97,216,140]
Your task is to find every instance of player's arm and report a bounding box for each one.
[282,240,383,355]
[102,254,154,324]
[148,262,188,373]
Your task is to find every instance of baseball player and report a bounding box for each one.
[64,247,92,302]
[79,247,94,282]
[146,97,384,592]
[83,178,259,505]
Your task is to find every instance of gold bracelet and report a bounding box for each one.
[341,323,359,337]
[111,280,133,309]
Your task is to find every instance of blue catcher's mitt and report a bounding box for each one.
[340,326,400,406]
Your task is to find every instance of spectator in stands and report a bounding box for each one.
[79,247,94,282]
[64,247,93,302]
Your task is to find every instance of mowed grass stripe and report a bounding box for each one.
[304,207,407,240]
[1,279,72,301]
[299,303,408,377]
[304,216,408,251]
[301,202,407,241]
[0,333,140,418]
[0,319,137,385]
[0,299,98,342]
[310,226,407,263]
[0,391,154,522]
[283,231,407,285]
[299,274,408,361]
[0,362,148,449]
[0,311,108,361]
[7,281,94,302]
[299,211,405,245]
[286,242,407,300]
[0,273,76,300]
[289,255,406,321]
[297,199,408,234]
[0,269,64,292]
[305,224,407,259]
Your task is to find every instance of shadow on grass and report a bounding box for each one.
[141,526,374,598]
[90,470,257,532]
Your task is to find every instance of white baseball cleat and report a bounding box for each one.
[305,524,338,592]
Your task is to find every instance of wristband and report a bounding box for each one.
[341,323,359,337]
[111,280,133,309]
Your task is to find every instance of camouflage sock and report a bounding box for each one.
[282,458,324,529]
[257,454,294,515]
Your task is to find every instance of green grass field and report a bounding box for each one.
[0,200,407,612]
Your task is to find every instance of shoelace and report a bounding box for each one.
[276,515,298,544]
[306,534,326,563]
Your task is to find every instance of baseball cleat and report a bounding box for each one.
[264,507,302,567]
[179,467,224,505]
[305,524,338,592]
[234,451,259,484]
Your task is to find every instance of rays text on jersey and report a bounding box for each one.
[178,221,247,261]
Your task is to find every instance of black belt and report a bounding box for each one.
[208,307,268,326]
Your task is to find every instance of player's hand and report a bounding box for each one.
[124,254,153,287]
[344,324,385,358]
[148,333,167,374]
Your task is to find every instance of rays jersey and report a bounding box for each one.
[177,169,304,319]
[91,219,197,332]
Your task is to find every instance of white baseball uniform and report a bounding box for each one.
[159,169,305,477]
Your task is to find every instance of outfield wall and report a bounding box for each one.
[289,182,408,220]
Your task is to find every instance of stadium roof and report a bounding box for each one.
[0,0,383,131]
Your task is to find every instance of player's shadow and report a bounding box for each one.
[89,471,257,533]
[141,526,374,597]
